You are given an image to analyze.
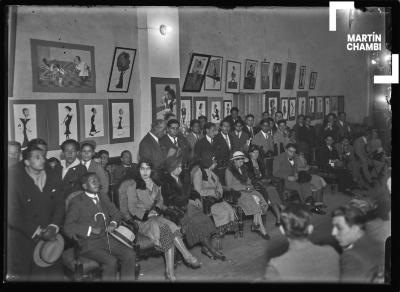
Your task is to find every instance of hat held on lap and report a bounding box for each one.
[109,225,135,249]
[33,234,65,267]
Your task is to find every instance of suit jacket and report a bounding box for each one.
[335,143,355,162]
[194,136,216,163]
[138,132,166,169]
[242,125,259,139]
[56,162,87,200]
[321,123,339,144]
[252,130,274,155]
[272,152,298,180]
[337,121,352,142]
[186,131,203,158]
[353,136,369,162]
[87,160,109,198]
[224,115,244,129]
[159,134,190,164]
[317,145,340,167]
[231,130,250,153]
[213,132,234,168]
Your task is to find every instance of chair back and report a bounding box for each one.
[65,191,83,211]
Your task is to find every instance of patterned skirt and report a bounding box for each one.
[238,190,268,216]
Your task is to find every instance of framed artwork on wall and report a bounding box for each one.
[260,62,271,90]
[280,98,289,120]
[107,47,136,93]
[324,96,331,116]
[225,60,241,93]
[284,62,297,89]
[338,95,345,112]
[10,102,38,149]
[180,97,192,128]
[298,66,306,89]
[309,72,318,90]
[208,97,223,124]
[264,91,280,117]
[78,99,109,146]
[288,98,297,121]
[272,63,282,89]
[151,77,181,122]
[330,96,339,115]
[316,96,324,119]
[297,91,308,117]
[308,96,316,120]
[243,59,258,90]
[182,53,211,92]
[108,99,134,144]
[192,96,208,120]
[223,100,233,118]
[204,56,223,91]
[30,39,96,93]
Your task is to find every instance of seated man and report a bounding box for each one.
[265,203,339,282]
[112,150,138,187]
[335,137,357,180]
[63,172,136,281]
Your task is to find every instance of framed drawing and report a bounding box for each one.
[204,56,223,91]
[225,60,241,93]
[298,66,306,89]
[78,99,109,146]
[108,99,134,144]
[180,97,192,128]
[223,100,233,118]
[272,63,282,89]
[260,62,271,90]
[316,96,324,119]
[330,96,339,115]
[297,91,308,117]
[30,39,95,93]
[10,102,37,149]
[288,98,297,121]
[151,77,181,122]
[284,62,297,89]
[243,59,258,90]
[324,96,331,116]
[192,96,208,120]
[309,72,317,90]
[107,47,136,93]
[182,53,211,92]
[208,97,223,124]
[58,102,79,145]
[280,98,289,120]
[308,97,316,119]
[264,91,280,117]
[338,95,345,112]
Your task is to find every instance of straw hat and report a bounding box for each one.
[33,234,65,268]
[109,225,135,249]
[230,151,249,162]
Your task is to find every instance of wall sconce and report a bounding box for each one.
[159,24,172,36]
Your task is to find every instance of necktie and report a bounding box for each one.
[174,137,178,147]
[224,134,231,149]
[250,128,253,137]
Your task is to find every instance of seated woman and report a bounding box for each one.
[246,145,282,227]
[118,160,201,281]
[159,155,226,261]
[225,151,270,239]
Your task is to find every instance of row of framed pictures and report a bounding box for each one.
[9,99,134,150]
[182,53,318,93]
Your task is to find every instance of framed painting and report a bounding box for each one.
[180,97,192,128]
[264,91,280,117]
[78,99,109,146]
[284,62,297,89]
[288,98,297,121]
[107,47,136,93]
[309,72,318,90]
[225,60,241,93]
[272,63,282,89]
[338,95,345,112]
[108,99,134,144]
[316,96,324,119]
[243,59,258,90]
[151,77,181,122]
[192,96,208,120]
[280,98,289,120]
[260,62,271,90]
[308,96,316,119]
[298,66,306,89]
[30,39,95,93]
[204,56,223,91]
[182,53,211,92]
[223,100,233,118]
[324,96,331,116]
[330,96,339,115]
[297,91,308,117]
[208,97,223,124]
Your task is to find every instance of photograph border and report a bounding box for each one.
[107,46,136,93]
[182,53,211,92]
[108,99,134,144]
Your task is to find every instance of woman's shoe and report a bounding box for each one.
[251,223,260,232]
[164,272,176,281]
[212,250,226,261]
[183,255,202,269]
[201,247,216,260]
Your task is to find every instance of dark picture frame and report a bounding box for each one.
[272,63,282,89]
[204,56,223,91]
[260,62,271,90]
[182,53,211,92]
[315,96,324,119]
[324,96,331,117]
[226,60,241,93]
[284,62,297,89]
[107,47,136,93]
[243,59,258,90]
[264,91,280,117]
[280,97,289,120]
[309,72,318,90]
[180,96,192,128]
[208,97,223,124]
[151,77,181,122]
[30,39,96,93]
[192,96,208,120]
[108,99,134,144]
[288,98,297,121]
[330,96,339,115]
[78,99,109,146]
[297,91,308,117]
[298,66,306,89]
[338,95,345,112]
[308,96,316,120]
[223,100,233,118]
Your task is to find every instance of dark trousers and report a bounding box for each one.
[216,167,227,186]
[330,167,356,191]
[80,236,136,282]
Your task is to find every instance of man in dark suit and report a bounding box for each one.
[242,114,260,139]
[111,150,138,187]
[194,122,218,165]
[353,128,376,188]
[213,119,235,184]
[138,119,167,169]
[224,107,243,129]
[64,172,136,281]
[337,112,353,142]
[186,119,203,159]
[231,119,250,153]
[8,145,65,281]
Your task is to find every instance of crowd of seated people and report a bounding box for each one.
[6,108,391,282]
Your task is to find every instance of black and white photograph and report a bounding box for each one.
[309,96,316,119]
[109,99,134,143]
[58,102,78,145]
[324,96,331,116]
[180,97,192,128]
[209,97,223,123]
[316,96,324,119]
[225,60,241,93]
[280,98,289,120]
[260,61,271,89]
[107,47,136,92]
[223,100,233,118]
[204,56,223,91]
[243,59,258,89]
[288,97,296,121]
[13,104,37,149]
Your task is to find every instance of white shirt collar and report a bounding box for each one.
[85,191,99,199]
[206,135,212,144]
[362,136,367,144]
[339,120,344,126]
[82,159,91,170]
[149,131,159,143]
[261,130,268,139]
[168,134,177,144]
[61,158,81,179]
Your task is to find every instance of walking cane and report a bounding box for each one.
[94,212,112,255]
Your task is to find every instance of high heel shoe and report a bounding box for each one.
[201,247,216,260]
[183,255,202,269]
[251,223,260,232]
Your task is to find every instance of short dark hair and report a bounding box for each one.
[275,111,283,117]
[204,122,215,131]
[167,119,180,128]
[164,112,176,121]
[80,142,95,151]
[61,139,80,152]
[262,111,269,115]
[277,119,287,126]
[22,145,44,161]
[198,115,207,122]
[48,157,60,164]
[151,119,166,131]
[338,111,346,116]
[266,117,275,124]
[190,119,200,128]
[98,150,109,156]
[80,172,98,186]
[138,159,153,170]
[120,150,132,158]
[260,118,270,126]
[331,204,367,229]
[280,203,311,239]
[297,114,305,120]
[8,141,21,151]
[234,119,244,126]
[28,138,48,148]
[245,114,254,120]
[285,143,297,150]
[93,152,101,159]
[230,107,239,113]
[220,119,231,127]
[326,113,336,119]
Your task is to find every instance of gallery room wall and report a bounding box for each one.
[179,7,385,126]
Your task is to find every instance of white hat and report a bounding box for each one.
[230,151,249,162]
[33,234,65,267]
[109,225,135,249]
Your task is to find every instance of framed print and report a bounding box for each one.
[330,96,339,115]
[182,53,211,92]
[223,100,233,118]
[192,96,208,120]
[226,60,241,93]
[280,98,289,120]
[243,59,258,90]
[264,91,280,117]
[260,62,271,90]
[324,96,331,116]
[298,66,306,89]
[78,99,109,146]
[272,63,282,89]
[289,98,297,121]
[151,77,181,122]
[208,97,223,124]
[30,39,95,93]
[297,91,308,117]
[309,72,317,90]
[338,95,345,112]
[308,97,316,119]
[180,97,192,128]
[284,62,297,89]
[108,99,134,144]
[204,56,223,91]
[58,102,79,145]
[316,96,324,119]
[12,103,37,149]
[107,47,136,93]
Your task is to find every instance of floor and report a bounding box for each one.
[136,187,357,282]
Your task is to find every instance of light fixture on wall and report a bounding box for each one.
[159,24,172,36]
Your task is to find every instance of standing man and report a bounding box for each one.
[243,114,260,139]
[224,107,243,129]
[252,118,275,156]
[213,119,234,184]
[353,128,375,188]
[337,112,352,142]
[186,119,203,159]
[231,119,250,153]
[138,119,167,169]
[194,122,218,166]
